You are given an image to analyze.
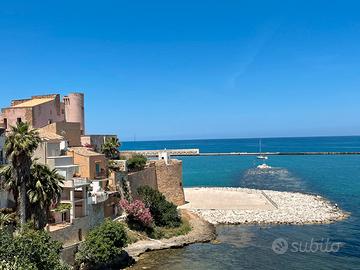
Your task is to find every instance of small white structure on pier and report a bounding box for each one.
[158,150,170,164]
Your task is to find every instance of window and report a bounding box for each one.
[48,119,52,124]
[3,118,7,129]
[95,163,101,177]
[17,118,22,123]
[62,212,67,222]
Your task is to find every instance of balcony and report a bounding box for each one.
[89,191,109,204]
[48,156,74,167]
[62,178,90,188]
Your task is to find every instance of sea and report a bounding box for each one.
[122,136,360,270]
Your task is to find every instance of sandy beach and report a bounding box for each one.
[180,187,348,225]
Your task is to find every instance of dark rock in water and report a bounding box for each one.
[79,251,135,270]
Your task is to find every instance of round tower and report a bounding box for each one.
[64,93,85,135]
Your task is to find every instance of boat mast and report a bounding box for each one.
[259,139,262,154]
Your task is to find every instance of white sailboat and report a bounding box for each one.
[256,139,271,169]
[257,139,268,160]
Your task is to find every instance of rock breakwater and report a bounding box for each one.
[184,187,348,225]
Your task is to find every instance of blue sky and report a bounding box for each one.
[0,0,360,141]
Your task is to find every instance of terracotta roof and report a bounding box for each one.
[68,147,103,157]
[38,129,64,141]
[13,97,54,108]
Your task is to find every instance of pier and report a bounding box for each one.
[122,149,360,157]
[121,149,200,157]
[198,151,360,156]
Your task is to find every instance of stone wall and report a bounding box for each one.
[50,202,105,247]
[50,216,90,246]
[61,243,79,265]
[155,160,185,206]
[125,160,185,206]
[128,166,158,199]
[50,201,110,265]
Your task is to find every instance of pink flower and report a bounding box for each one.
[120,199,153,227]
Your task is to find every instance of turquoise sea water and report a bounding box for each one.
[122,137,360,270]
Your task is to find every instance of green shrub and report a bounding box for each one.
[75,219,129,269]
[148,218,191,239]
[52,203,72,213]
[137,186,181,228]
[0,213,16,229]
[127,154,147,171]
[0,257,37,270]
[0,227,69,270]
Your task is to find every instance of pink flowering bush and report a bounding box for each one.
[120,199,153,230]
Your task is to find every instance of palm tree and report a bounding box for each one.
[0,213,14,229]
[101,137,121,159]
[0,164,19,209]
[28,163,64,229]
[0,162,64,230]
[4,122,40,226]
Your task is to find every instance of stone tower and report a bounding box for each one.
[63,93,85,135]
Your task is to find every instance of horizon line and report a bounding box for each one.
[121,134,360,143]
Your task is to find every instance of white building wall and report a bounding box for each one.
[158,151,170,164]
[47,142,61,157]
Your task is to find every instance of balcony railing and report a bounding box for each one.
[89,191,109,204]
[48,155,74,166]
[62,178,89,188]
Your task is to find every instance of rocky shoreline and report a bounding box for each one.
[124,209,216,262]
[186,187,349,225]
[123,187,348,268]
